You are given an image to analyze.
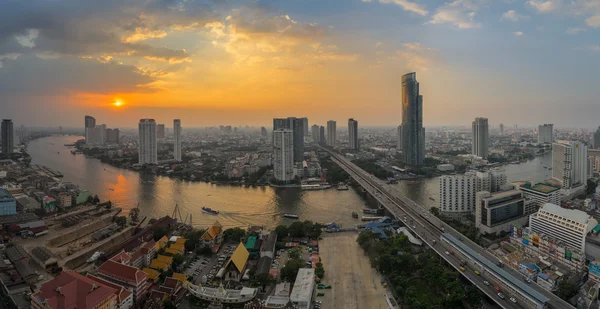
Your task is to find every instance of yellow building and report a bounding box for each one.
[201,221,223,247]
[155,236,169,251]
[150,260,169,271]
[142,268,160,282]
[156,254,174,265]
[223,242,250,282]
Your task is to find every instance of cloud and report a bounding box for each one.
[395,42,438,72]
[376,0,429,16]
[501,10,529,22]
[566,27,587,34]
[428,0,483,29]
[15,29,40,48]
[514,31,524,36]
[527,0,561,13]
[586,15,600,28]
[122,28,168,43]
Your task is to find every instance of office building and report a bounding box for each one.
[261,127,268,138]
[512,181,561,215]
[439,174,477,216]
[311,125,320,143]
[475,190,527,235]
[0,189,16,216]
[396,125,402,150]
[273,118,304,163]
[537,124,553,144]
[348,118,358,150]
[473,169,506,193]
[529,203,597,253]
[301,117,309,137]
[106,128,120,144]
[401,72,425,166]
[472,117,489,158]
[273,129,294,182]
[326,120,336,147]
[594,127,600,149]
[319,126,325,145]
[499,123,504,135]
[31,271,117,309]
[1,119,14,155]
[157,124,165,139]
[138,119,158,164]
[552,141,588,196]
[84,115,96,143]
[173,119,182,162]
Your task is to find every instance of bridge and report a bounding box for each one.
[321,147,573,309]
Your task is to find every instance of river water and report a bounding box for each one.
[28,136,550,229]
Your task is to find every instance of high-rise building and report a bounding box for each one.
[439,174,477,215]
[261,127,267,138]
[326,120,336,147]
[475,190,527,235]
[499,123,504,135]
[396,125,402,150]
[348,118,359,150]
[138,119,157,164]
[157,124,166,139]
[512,181,561,215]
[594,127,600,149]
[319,126,325,144]
[84,115,96,143]
[401,72,425,166]
[273,117,304,162]
[537,124,553,144]
[272,129,294,182]
[529,203,597,253]
[472,117,489,158]
[105,128,120,144]
[1,119,14,155]
[173,119,182,162]
[311,125,320,143]
[301,117,309,138]
[88,124,106,145]
[552,140,587,192]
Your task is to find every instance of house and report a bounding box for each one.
[223,242,250,282]
[97,260,150,302]
[87,274,134,309]
[31,271,117,309]
[30,246,58,272]
[201,221,223,249]
[149,260,169,272]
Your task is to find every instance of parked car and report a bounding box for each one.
[497,293,505,299]
[510,297,517,303]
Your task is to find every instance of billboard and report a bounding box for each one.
[522,238,530,246]
[590,262,600,277]
[565,249,572,261]
[517,227,522,238]
[532,235,539,248]
[509,225,514,238]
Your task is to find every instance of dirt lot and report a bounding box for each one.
[318,232,390,309]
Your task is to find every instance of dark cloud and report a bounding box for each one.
[0,54,155,95]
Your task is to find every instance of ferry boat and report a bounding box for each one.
[301,183,332,190]
[87,251,104,263]
[284,214,299,219]
[361,216,383,222]
[202,207,219,215]
[337,183,349,191]
[363,208,379,214]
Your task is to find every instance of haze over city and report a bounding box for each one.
[1,0,600,127]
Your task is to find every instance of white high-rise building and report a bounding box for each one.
[326,121,336,147]
[472,117,489,158]
[273,129,294,182]
[552,141,588,195]
[512,181,561,215]
[138,119,157,164]
[529,203,597,253]
[173,119,182,162]
[439,174,477,215]
[537,124,553,144]
[84,115,96,143]
[311,125,320,143]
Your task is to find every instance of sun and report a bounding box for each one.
[113,101,123,107]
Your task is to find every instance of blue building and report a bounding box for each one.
[0,189,16,216]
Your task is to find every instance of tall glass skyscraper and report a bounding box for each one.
[273,117,304,163]
[401,72,424,166]
[1,120,14,155]
[348,118,359,150]
[472,117,489,158]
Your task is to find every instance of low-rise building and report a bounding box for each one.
[96,260,150,302]
[290,268,315,309]
[0,189,17,216]
[31,271,117,309]
[475,189,528,235]
[201,221,223,250]
[223,242,250,282]
[512,181,561,215]
[87,274,134,309]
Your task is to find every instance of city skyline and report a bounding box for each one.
[1,0,600,127]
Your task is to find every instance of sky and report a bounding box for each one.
[1,0,599,129]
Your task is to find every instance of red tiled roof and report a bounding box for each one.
[35,271,116,309]
[141,240,156,253]
[163,277,180,289]
[109,250,131,264]
[98,260,147,284]
[86,274,133,305]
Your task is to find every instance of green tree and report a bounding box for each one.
[587,179,597,195]
[171,254,185,270]
[114,216,127,227]
[429,207,440,217]
[223,227,246,242]
[163,300,176,309]
[288,247,302,259]
[556,280,579,301]
[250,273,275,288]
[280,259,305,282]
[275,225,289,239]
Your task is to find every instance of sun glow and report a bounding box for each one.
[113,101,123,107]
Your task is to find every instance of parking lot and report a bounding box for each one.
[189,242,238,286]
[318,233,389,309]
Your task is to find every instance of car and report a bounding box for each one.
[449,251,454,255]
[497,293,505,299]
[483,281,489,286]
[459,267,465,271]
[525,278,532,283]
[474,270,480,275]
[510,297,517,303]
[445,251,450,255]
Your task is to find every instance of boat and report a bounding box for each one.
[429,197,435,201]
[202,207,219,215]
[301,183,331,190]
[361,216,383,222]
[363,208,379,214]
[337,183,349,191]
[351,211,359,218]
[548,168,552,170]
[87,251,104,263]
[284,214,299,219]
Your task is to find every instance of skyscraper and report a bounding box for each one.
[301,117,309,138]
[537,124,553,144]
[173,119,182,162]
[319,126,326,144]
[311,125,320,143]
[593,127,600,149]
[84,115,96,143]
[273,117,304,162]
[396,125,402,150]
[1,120,14,155]
[138,119,157,164]
[552,141,588,192]
[401,72,425,166]
[273,129,294,182]
[499,123,504,135]
[88,124,107,145]
[157,124,166,139]
[327,120,336,147]
[472,117,489,158]
[348,118,359,150]
[106,128,120,144]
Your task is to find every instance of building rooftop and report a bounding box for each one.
[34,271,117,309]
[521,182,561,194]
[98,260,147,284]
[6,245,29,262]
[0,189,13,199]
[86,274,133,306]
[245,236,257,250]
[290,268,315,303]
[30,246,56,264]
[540,203,592,224]
[225,242,250,273]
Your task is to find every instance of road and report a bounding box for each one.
[321,148,572,309]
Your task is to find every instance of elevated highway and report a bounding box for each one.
[322,147,573,309]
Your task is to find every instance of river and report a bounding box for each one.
[28,135,551,229]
